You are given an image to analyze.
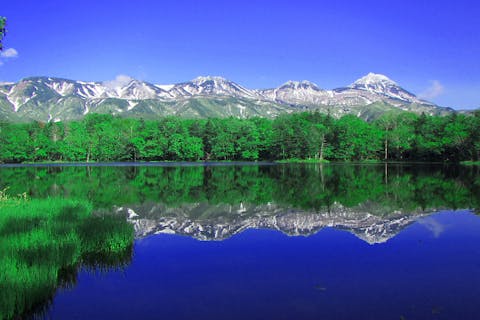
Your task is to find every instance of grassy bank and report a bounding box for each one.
[0,191,134,320]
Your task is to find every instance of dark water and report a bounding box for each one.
[1,163,480,320]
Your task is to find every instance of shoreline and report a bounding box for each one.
[0,160,463,168]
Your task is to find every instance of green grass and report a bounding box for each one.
[0,193,134,320]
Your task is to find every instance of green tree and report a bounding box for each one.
[333,115,382,160]
[374,112,398,160]
[412,114,445,161]
[62,121,89,161]
[157,117,203,160]
[0,123,32,162]
[0,17,6,51]
[441,114,470,161]
[211,120,237,160]
[29,122,51,161]
[202,119,216,160]
[83,114,123,161]
[236,120,260,160]
[272,114,311,159]
[374,112,417,161]
[466,111,480,161]
[307,123,330,160]
[142,120,167,160]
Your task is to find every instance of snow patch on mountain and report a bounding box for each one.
[7,89,37,112]
[155,84,174,91]
[77,83,108,99]
[46,81,75,96]
[6,96,22,112]
[127,100,139,111]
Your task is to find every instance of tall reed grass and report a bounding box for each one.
[0,191,133,320]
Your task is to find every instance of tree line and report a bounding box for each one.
[0,111,479,163]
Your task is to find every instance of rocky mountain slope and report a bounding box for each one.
[0,73,453,122]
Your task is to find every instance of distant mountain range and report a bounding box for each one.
[0,73,454,122]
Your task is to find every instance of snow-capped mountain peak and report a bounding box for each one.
[279,80,321,91]
[351,72,397,87]
[168,75,257,98]
[258,80,330,106]
[192,75,229,84]
[347,72,430,105]
[107,79,158,100]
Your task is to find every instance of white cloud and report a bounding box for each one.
[419,217,445,238]
[0,48,18,58]
[419,80,444,100]
[103,74,133,89]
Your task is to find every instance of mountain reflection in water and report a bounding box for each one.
[51,210,480,320]
[117,202,426,244]
[1,163,480,319]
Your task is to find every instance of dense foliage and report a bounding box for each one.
[0,111,479,163]
[0,17,5,51]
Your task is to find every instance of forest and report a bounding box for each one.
[0,111,479,163]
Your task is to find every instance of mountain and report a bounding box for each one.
[258,80,331,106]
[259,73,449,120]
[114,201,429,244]
[168,76,259,99]
[0,73,453,122]
[0,76,290,122]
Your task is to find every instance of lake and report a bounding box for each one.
[1,163,480,319]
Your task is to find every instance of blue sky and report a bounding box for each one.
[1,0,479,109]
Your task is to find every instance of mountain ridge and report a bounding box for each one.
[0,73,454,122]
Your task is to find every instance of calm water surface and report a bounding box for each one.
[1,163,480,320]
